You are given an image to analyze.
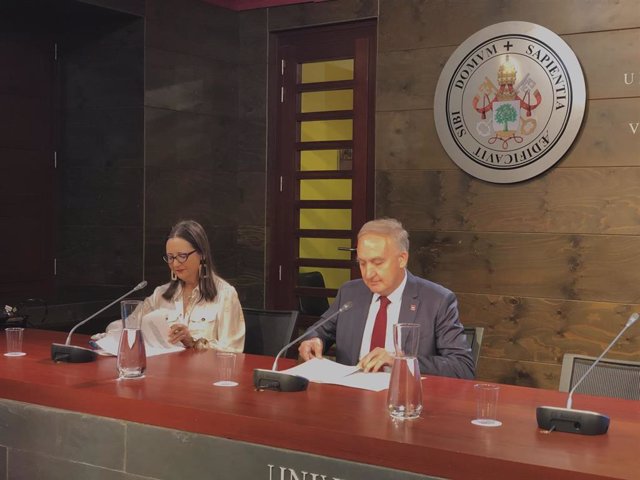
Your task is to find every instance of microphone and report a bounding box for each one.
[536,312,639,435]
[51,281,147,363]
[253,301,353,392]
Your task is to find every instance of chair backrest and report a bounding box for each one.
[558,353,640,400]
[297,271,330,317]
[243,308,299,357]
[462,326,484,367]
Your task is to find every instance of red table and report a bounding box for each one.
[1,329,638,479]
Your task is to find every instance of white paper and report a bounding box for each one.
[94,309,184,357]
[329,371,391,392]
[281,358,390,392]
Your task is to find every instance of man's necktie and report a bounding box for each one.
[370,296,391,351]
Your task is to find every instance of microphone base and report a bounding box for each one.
[253,368,309,392]
[536,406,610,435]
[51,343,97,363]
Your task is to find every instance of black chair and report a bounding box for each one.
[243,308,298,357]
[558,353,640,400]
[297,271,330,316]
[462,326,484,367]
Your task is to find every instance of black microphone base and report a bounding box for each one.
[536,406,610,435]
[51,343,97,363]
[253,369,309,392]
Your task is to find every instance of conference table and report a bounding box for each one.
[0,329,638,479]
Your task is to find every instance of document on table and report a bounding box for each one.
[281,358,390,392]
[93,310,184,357]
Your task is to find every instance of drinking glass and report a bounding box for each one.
[213,352,238,387]
[471,383,502,427]
[4,327,26,357]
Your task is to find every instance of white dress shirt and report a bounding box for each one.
[358,271,408,360]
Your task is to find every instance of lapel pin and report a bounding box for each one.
[410,304,417,311]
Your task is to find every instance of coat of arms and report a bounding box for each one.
[434,22,586,183]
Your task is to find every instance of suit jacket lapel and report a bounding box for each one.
[349,286,372,363]
[399,271,420,324]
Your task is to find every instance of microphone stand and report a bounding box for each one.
[536,312,639,435]
[51,281,147,363]
[253,301,353,392]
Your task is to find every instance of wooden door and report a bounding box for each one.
[267,21,376,324]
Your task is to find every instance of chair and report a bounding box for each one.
[462,326,484,367]
[242,308,298,357]
[297,271,330,316]
[558,353,640,400]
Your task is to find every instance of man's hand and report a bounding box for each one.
[298,337,323,361]
[357,348,393,372]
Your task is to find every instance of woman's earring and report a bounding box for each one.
[200,259,209,278]
[171,270,177,281]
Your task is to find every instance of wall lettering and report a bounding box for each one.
[267,464,345,480]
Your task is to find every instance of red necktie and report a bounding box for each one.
[370,296,391,351]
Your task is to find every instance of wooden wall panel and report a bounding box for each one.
[375,109,452,171]
[377,31,640,111]
[378,167,640,234]
[376,98,640,170]
[379,0,640,52]
[563,98,640,167]
[457,293,640,361]
[407,230,640,304]
[566,29,640,99]
[476,357,560,389]
[377,46,453,111]
[375,0,640,390]
[268,0,377,30]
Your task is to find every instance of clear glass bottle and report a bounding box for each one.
[117,300,146,379]
[387,323,423,419]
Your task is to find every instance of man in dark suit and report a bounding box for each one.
[298,218,474,379]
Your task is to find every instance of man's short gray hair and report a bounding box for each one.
[358,218,409,253]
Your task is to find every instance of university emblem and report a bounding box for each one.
[434,22,586,183]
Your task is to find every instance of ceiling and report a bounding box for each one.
[202,0,325,11]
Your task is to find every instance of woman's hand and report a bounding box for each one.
[168,324,195,348]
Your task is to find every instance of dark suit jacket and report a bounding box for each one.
[309,271,475,379]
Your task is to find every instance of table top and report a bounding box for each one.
[1,329,639,480]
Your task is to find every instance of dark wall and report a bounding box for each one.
[0,0,145,329]
[144,0,258,303]
[57,10,144,294]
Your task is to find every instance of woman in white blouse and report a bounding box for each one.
[141,219,245,352]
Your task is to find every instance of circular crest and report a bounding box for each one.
[434,22,586,183]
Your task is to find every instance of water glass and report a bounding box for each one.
[471,383,502,427]
[4,327,26,357]
[213,352,238,387]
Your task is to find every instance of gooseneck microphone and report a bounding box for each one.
[536,312,639,435]
[51,281,147,363]
[253,301,353,392]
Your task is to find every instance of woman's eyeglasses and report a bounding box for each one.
[163,250,197,264]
